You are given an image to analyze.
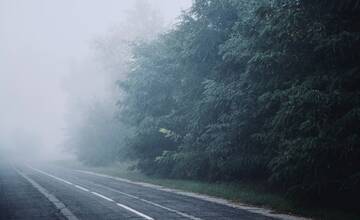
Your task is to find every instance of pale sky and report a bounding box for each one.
[0,0,191,159]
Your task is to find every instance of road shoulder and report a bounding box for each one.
[74,169,309,220]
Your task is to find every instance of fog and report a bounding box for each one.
[0,0,191,161]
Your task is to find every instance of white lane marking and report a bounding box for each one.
[90,181,202,220]
[90,182,140,199]
[91,192,114,202]
[77,170,309,220]
[29,166,74,186]
[26,165,155,220]
[59,179,73,185]
[13,167,79,220]
[116,203,154,220]
[138,198,201,220]
[75,185,89,192]
[90,191,154,220]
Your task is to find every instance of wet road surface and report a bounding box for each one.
[0,162,279,220]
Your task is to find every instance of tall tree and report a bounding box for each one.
[119,0,360,206]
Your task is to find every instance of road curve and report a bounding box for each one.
[0,162,286,220]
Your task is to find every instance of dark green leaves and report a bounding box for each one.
[116,0,360,205]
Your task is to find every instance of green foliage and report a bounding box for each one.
[116,0,360,208]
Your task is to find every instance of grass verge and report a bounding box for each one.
[53,160,359,220]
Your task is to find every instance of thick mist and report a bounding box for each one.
[0,0,191,161]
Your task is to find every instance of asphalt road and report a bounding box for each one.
[0,162,281,220]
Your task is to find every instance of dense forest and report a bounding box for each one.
[68,0,360,209]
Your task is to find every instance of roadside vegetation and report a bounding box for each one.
[65,0,360,219]
[56,160,359,220]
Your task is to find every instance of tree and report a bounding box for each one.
[118,0,360,206]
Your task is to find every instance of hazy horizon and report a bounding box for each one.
[0,0,192,160]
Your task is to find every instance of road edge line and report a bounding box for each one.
[13,166,79,220]
[89,180,202,220]
[26,165,155,220]
[75,169,310,220]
